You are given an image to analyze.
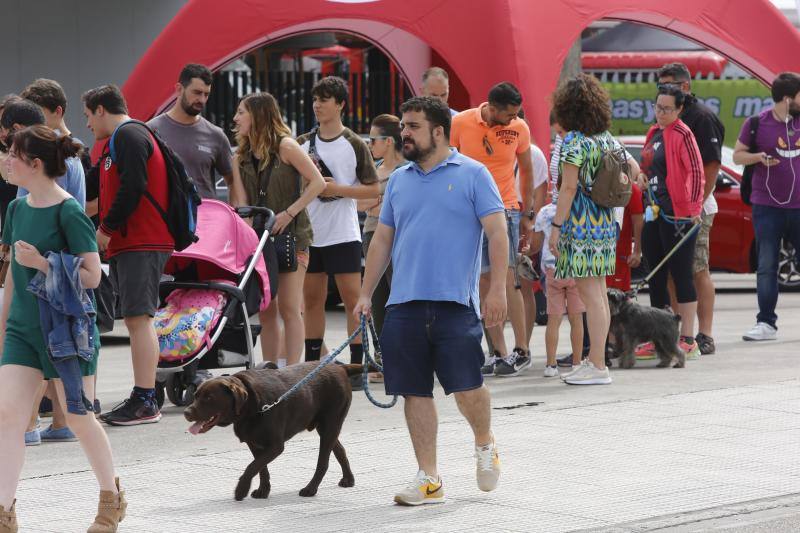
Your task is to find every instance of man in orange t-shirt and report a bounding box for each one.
[450,82,534,377]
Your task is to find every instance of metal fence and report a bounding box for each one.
[203,69,412,140]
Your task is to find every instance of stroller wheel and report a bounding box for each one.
[155,381,166,409]
[165,373,197,407]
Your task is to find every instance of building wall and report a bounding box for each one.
[0,0,186,145]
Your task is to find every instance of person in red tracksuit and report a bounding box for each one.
[82,85,173,426]
[636,85,705,360]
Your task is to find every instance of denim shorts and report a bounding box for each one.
[481,209,520,274]
[379,300,484,397]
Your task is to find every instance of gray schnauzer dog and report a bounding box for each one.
[607,289,684,369]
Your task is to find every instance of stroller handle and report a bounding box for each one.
[236,206,276,233]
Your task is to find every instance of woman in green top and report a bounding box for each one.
[0,126,125,532]
[548,74,624,386]
[231,93,326,367]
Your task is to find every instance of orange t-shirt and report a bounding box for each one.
[450,103,531,209]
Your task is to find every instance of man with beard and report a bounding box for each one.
[355,96,507,505]
[734,72,800,342]
[450,82,534,378]
[148,63,233,201]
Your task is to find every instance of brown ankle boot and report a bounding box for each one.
[0,500,18,533]
[87,478,126,533]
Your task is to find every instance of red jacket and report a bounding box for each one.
[99,128,173,258]
[644,120,705,218]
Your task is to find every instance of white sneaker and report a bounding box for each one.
[393,470,445,506]
[475,438,500,492]
[742,322,777,341]
[543,365,559,378]
[564,362,612,385]
[560,359,589,381]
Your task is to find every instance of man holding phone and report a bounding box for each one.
[733,72,800,341]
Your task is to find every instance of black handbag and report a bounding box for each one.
[257,154,299,273]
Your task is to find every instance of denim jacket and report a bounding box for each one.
[27,251,96,415]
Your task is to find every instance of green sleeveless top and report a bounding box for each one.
[238,146,314,250]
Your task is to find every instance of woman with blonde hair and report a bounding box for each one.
[232,92,326,366]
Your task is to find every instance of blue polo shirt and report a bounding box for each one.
[379,148,504,314]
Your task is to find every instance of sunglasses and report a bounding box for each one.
[483,134,494,156]
[368,136,390,145]
[656,82,681,90]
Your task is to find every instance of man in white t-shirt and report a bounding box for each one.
[297,77,378,378]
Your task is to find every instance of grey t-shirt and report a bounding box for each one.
[148,114,233,199]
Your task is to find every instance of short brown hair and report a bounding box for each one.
[21,79,68,113]
[8,125,83,178]
[82,85,128,115]
[551,74,611,136]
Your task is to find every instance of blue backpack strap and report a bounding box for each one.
[108,119,144,163]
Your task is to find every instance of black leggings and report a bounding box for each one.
[642,218,698,309]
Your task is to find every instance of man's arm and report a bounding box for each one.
[99,125,152,235]
[702,161,720,201]
[480,211,509,327]
[325,180,380,200]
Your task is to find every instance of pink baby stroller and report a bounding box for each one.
[154,200,275,408]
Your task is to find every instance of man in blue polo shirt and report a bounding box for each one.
[355,96,508,506]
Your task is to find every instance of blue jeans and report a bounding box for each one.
[380,301,484,397]
[481,209,519,274]
[752,204,800,328]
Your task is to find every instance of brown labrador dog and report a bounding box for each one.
[184,361,362,501]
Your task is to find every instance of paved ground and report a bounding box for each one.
[14,275,800,532]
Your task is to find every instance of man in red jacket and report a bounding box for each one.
[82,85,173,426]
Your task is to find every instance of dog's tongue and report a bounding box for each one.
[188,422,203,435]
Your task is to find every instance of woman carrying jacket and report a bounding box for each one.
[637,85,705,359]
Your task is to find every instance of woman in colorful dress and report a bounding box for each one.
[548,74,624,386]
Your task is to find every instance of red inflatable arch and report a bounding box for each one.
[124,0,800,147]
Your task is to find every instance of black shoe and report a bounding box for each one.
[495,348,532,377]
[101,394,161,426]
[481,351,501,376]
[349,374,364,392]
[557,354,585,368]
[695,333,716,355]
[93,399,102,415]
[38,397,53,417]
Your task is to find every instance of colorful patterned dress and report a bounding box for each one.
[555,130,619,279]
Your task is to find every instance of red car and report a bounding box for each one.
[619,136,798,290]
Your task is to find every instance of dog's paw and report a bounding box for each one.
[235,479,252,501]
[656,360,670,368]
[338,476,355,488]
[298,485,318,497]
[251,486,271,499]
[672,361,685,368]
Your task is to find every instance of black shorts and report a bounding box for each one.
[109,251,171,317]
[307,241,362,275]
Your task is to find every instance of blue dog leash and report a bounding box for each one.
[259,315,397,413]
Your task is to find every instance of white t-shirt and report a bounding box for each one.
[515,144,549,204]
[298,128,377,247]
[533,203,558,271]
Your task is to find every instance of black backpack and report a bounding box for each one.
[109,120,201,251]
[740,115,761,206]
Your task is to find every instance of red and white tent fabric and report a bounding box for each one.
[123,0,800,148]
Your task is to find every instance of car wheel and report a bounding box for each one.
[778,240,800,291]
